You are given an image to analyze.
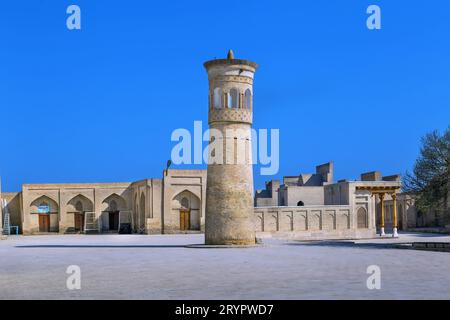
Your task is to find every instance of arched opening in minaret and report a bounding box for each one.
[244,89,252,109]
[213,88,222,108]
[229,88,239,108]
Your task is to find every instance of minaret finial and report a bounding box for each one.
[227,49,234,60]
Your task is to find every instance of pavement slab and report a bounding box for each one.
[1,233,450,299]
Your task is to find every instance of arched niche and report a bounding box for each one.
[357,207,368,229]
[172,190,201,231]
[101,193,127,212]
[30,195,59,214]
[67,194,94,213]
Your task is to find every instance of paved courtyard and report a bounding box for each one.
[1,233,450,300]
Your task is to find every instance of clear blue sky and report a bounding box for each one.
[0,0,449,192]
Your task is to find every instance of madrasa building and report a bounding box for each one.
[0,51,419,240]
[0,166,417,239]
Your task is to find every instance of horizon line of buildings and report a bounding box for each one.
[1,162,431,239]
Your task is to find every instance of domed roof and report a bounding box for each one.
[204,50,258,70]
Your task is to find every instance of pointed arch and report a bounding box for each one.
[229,88,239,108]
[244,88,252,109]
[67,194,94,213]
[171,188,202,203]
[213,87,222,109]
[101,193,127,212]
[30,195,59,214]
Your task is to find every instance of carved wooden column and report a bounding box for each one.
[392,193,399,238]
[379,193,385,236]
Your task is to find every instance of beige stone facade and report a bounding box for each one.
[0,165,427,238]
[0,166,409,239]
[0,169,206,235]
[255,163,404,239]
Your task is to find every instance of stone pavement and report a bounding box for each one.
[1,233,450,300]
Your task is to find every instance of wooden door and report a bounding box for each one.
[74,213,84,231]
[39,215,50,232]
[180,210,190,231]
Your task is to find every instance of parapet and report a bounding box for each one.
[255,180,280,207]
[382,174,401,182]
[361,171,382,181]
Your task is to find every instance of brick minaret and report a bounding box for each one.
[204,50,258,245]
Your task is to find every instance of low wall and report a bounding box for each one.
[254,205,376,240]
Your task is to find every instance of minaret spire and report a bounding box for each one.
[227,49,234,60]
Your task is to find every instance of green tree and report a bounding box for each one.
[403,126,450,222]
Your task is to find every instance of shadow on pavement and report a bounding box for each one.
[15,244,199,248]
[403,233,450,238]
[285,241,400,250]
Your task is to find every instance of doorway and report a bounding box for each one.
[180,210,190,231]
[39,214,50,232]
[74,213,84,232]
[109,211,120,231]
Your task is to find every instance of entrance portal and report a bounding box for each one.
[109,211,120,231]
[172,191,201,231]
